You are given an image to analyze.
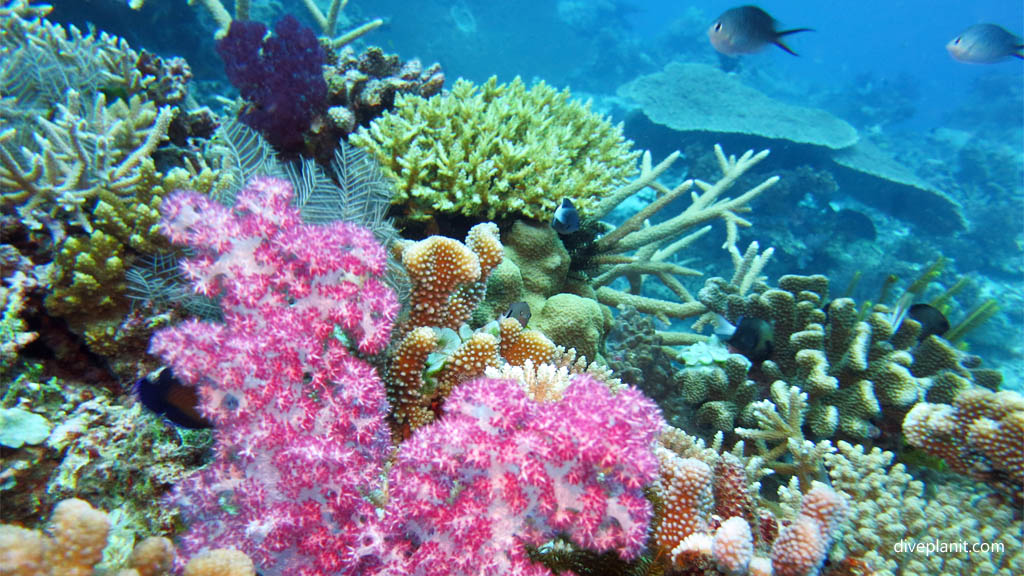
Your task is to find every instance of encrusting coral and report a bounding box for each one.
[350,76,640,226]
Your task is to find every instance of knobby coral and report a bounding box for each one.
[903,387,1024,503]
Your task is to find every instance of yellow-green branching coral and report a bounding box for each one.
[350,76,639,224]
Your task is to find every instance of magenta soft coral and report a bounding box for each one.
[386,375,665,574]
[151,176,665,574]
[150,177,399,575]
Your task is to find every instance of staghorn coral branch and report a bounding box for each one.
[331,18,385,49]
[325,0,348,36]
[110,105,174,184]
[300,0,328,30]
[611,148,777,254]
[188,0,232,37]
[596,286,706,324]
[591,149,680,219]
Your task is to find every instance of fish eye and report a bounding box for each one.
[953,37,961,44]
[714,22,722,32]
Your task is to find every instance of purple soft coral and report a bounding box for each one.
[150,177,398,574]
[216,16,327,153]
[386,375,664,574]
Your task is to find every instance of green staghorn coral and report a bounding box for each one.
[350,76,640,225]
[43,161,224,358]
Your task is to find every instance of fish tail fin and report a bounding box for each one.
[773,40,800,56]
[776,27,815,37]
[1014,45,1023,59]
[774,29,813,56]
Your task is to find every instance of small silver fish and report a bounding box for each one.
[947,23,1023,64]
[501,301,532,328]
[551,197,580,235]
[708,5,812,56]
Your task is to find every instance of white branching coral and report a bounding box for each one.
[592,144,777,325]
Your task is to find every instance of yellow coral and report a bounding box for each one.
[182,548,255,576]
[350,76,639,224]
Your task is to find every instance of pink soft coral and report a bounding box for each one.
[150,177,399,575]
[385,375,664,574]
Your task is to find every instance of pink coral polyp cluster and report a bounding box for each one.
[150,177,398,574]
[386,375,664,573]
[158,176,397,355]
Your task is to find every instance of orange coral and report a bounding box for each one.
[654,448,714,560]
[498,317,556,367]
[399,222,503,331]
[401,235,480,329]
[386,327,439,433]
[437,332,500,396]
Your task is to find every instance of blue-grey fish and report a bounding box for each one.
[708,5,812,56]
[501,301,532,328]
[947,23,1023,63]
[551,197,580,235]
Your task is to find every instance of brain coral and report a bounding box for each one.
[350,76,640,223]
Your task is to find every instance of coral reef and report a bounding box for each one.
[652,427,847,576]
[350,76,639,226]
[323,45,444,139]
[591,145,777,326]
[0,498,253,576]
[188,0,383,45]
[385,223,560,435]
[700,273,999,441]
[820,440,1023,576]
[904,387,1024,503]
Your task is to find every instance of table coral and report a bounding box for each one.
[350,76,639,225]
